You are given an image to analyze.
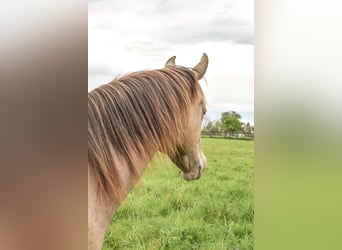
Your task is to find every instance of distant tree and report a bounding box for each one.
[202,115,210,130]
[243,122,252,135]
[212,120,222,136]
[243,122,254,138]
[202,118,223,137]
[202,120,213,136]
[220,111,243,137]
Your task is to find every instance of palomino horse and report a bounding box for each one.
[88,53,209,250]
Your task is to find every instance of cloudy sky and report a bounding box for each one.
[89,0,254,125]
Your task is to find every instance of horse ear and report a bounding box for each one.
[165,56,176,68]
[193,53,209,80]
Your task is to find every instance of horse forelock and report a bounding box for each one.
[88,66,203,203]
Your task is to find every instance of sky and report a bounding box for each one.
[89,0,254,125]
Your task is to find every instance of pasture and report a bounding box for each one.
[103,138,254,250]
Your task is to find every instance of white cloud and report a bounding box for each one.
[89,0,254,124]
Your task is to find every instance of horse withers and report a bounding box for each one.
[88,53,209,250]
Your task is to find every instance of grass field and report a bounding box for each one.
[103,138,254,250]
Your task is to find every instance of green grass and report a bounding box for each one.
[103,138,254,250]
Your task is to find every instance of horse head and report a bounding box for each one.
[165,53,209,180]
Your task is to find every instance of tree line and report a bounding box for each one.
[202,111,254,139]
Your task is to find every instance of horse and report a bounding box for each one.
[88,53,209,250]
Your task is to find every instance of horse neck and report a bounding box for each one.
[88,175,115,250]
[88,155,151,250]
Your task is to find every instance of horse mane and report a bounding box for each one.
[88,66,203,203]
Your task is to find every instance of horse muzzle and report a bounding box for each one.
[182,159,206,181]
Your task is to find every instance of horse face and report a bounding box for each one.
[170,98,207,180]
[166,53,209,180]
